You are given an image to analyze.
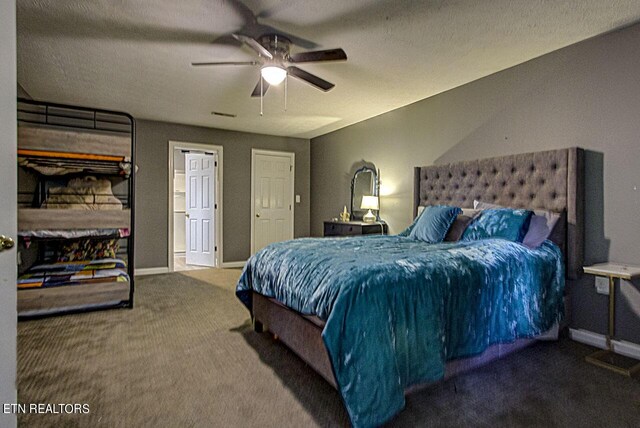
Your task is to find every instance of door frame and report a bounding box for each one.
[0,0,17,424]
[250,149,295,255]
[168,141,223,272]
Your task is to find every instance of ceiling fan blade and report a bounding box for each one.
[289,48,347,63]
[251,78,270,97]
[211,34,243,47]
[287,66,335,91]
[191,61,258,67]
[232,33,273,59]
[227,0,258,25]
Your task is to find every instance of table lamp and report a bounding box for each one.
[361,195,379,223]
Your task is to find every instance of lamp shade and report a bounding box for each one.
[261,66,287,85]
[360,195,379,210]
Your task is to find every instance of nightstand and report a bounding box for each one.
[583,263,640,377]
[323,221,388,237]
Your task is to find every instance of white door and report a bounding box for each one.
[185,152,217,267]
[252,151,294,253]
[0,0,17,426]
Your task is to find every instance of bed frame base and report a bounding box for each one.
[253,292,337,387]
[253,292,546,391]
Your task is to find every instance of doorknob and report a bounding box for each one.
[256,213,261,218]
[0,235,15,252]
[185,213,190,218]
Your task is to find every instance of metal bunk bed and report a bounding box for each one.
[16,99,135,317]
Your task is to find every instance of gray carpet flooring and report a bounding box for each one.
[17,269,640,427]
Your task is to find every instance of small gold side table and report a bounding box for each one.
[583,263,640,377]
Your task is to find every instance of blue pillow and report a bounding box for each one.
[462,208,533,242]
[397,207,424,237]
[408,205,462,243]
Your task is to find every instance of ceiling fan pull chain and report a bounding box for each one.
[260,77,264,116]
[284,75,288,112]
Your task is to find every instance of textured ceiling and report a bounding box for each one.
[17,0,640,138]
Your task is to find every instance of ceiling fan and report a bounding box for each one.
[192,33,347,97]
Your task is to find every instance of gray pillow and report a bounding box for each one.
[473,200,561,249]
[474,200,499,211]
[443,214,475,242]
[461,208,481,218]
[522,211,561,249]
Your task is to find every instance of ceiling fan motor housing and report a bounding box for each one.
[259,34,292,62]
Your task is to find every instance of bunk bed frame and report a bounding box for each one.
[16,98,135,318]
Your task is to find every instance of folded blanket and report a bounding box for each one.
[27,258,126,273]
[18,228,129,239]
[43,176,123,210]
[18,258,129,289]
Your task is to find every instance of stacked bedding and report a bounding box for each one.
[42,176,123,210]
[19,228,130,239]
[18,258,129,289]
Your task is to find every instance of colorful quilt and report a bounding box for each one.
[18,258,128,289]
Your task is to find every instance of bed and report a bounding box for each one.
[236,148,584,427]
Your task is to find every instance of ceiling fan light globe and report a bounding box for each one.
[261,66,287,85]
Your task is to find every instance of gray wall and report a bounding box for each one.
[17,82,31,99]
[1,0,17,426]
[135,120,310,268]
[311,23,640,343]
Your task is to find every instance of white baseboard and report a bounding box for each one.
[135,267,170,276]
[613,339,640,360]
[569,328,608,349]
[222,261,246,268]
[136,263,243,274]
[569,328,640,360]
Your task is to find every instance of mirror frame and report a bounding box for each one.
[350,166,380,221]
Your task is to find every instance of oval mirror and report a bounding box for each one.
[350,166,379,221]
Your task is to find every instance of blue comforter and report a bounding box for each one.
[236,236,564,427]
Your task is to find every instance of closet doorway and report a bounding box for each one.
[168,141,223,272]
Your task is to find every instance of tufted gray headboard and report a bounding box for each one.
[413,148,584,279]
